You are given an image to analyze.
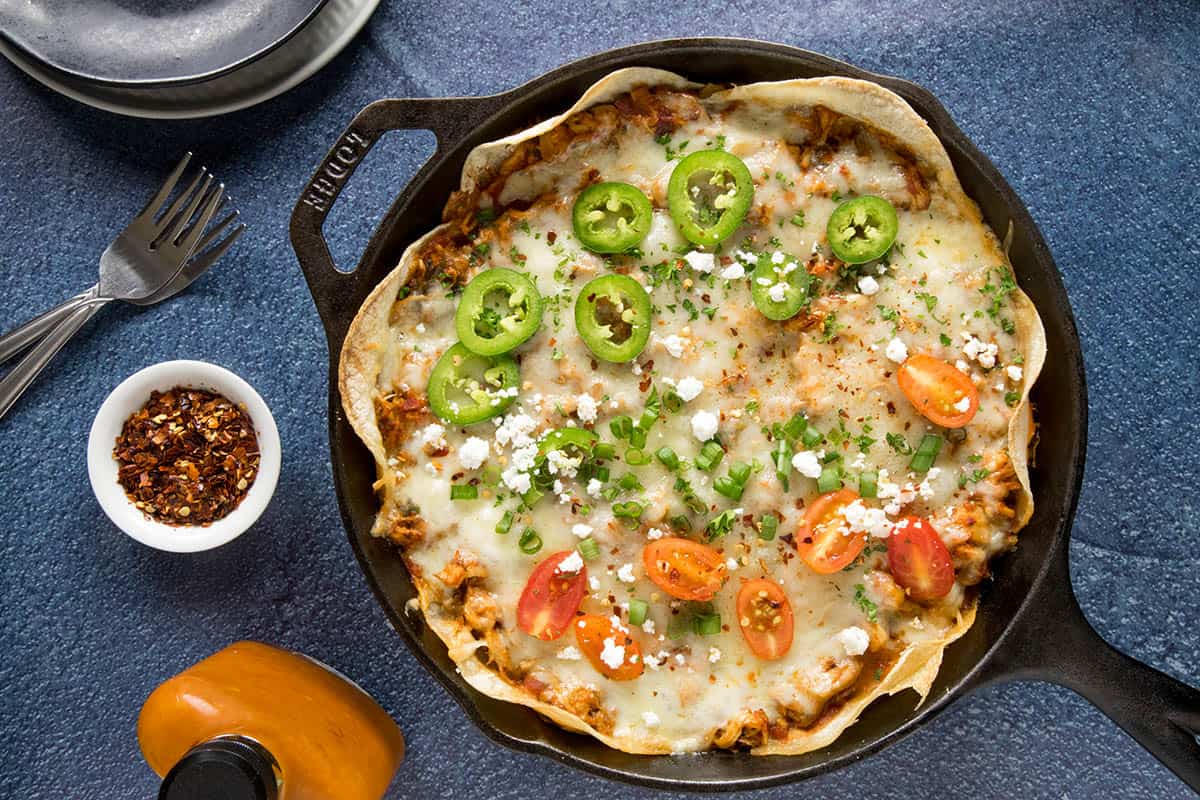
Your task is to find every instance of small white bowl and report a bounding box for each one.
[87,360,281,552]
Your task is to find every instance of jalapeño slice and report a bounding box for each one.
[572,182,653,254]
[455,268,543,356]
[427,342,519,425]
[574,274,651,363]
[667,150,754,246]
[826,196,899,264]
[537,427,598,456]
[751,253,814,321]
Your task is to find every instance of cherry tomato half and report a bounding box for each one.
[516,551,588,641]
[574,614,644,680]
[896,353,979,429]
[736,578,794,660]
[795,489,867,574]
[887,516,955,601]
[642,537,728,601]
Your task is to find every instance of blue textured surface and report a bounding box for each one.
[1,2,1197,798]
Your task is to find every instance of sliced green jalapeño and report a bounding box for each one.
[667,150,754,246]
[574,274,651,363]
[537,427,598,456]
[427,343,519,425]
[572,182,653,254]
[826,196,899,264]
[455,268,543,356]
[751,253,814,321]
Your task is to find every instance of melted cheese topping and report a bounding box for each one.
[372,93,1029,750]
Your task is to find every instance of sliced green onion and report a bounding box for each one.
[817,465,843,493]
[495,510,514,535]
[601,485,621,502]
[667,613,692,640]
[669,514,691,532]
[629,427,648,449]
[713,475,745,500]
[692,613,722,636]
[772,438,791,491]
[628,599,649,626]
[481,464,501,486]
[656,446,680,471]
[578,537,600,561]
[801,426,824,448]
[909,433,944,473]
[593,442,616,461]
[594,465,611,483]
[518,528,542,554]
[625,447,649,465]
[696,440,724,471]
[664,390,683,413]
[618,473,643,492]
[521,485,544,508]
[782,412,807,440]
[859,470,879,499]
[610,415,633,439]
[706,509,737,539]
[759,514,779,541]
[638,409,658,431]
[728,461,751,484]
[450,484,478,501]
[613,501,645,521]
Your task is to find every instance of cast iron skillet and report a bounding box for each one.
[289,38,1200,792]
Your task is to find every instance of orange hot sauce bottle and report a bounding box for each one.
[138,641,404,800]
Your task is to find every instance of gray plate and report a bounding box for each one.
[0,0,379,118]
[0,0,328,86]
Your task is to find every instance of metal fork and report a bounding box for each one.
[0,155,244,420]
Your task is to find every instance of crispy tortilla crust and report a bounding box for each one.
[338,68,1047,756]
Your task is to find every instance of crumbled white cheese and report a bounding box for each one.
[545,449,581,478]
[953,395,971,413]
[719,263,745,280]
[955,359,971,374]
[684,251,714,273]
[572,523,593,539]
[419,423,447,447]
[556,646,582,660]
[494,413,537,449]
[842,500,893,538]
[575,393,598,422]
[458,437,489,469]
[708,647,722,663]
[616,563,636,583]
[917,467,942,500]
[961,332,999,369]
[675,376,703,402]
[884,337,908,363]
[501,469,531,494]
[767,282,789,303]
[691,410,719,442]
[791,450,823,479]
[641,619,656,635]
[1006,365,1023,382]
[556,551,584,574]
[641,711,661,728]
[599,637,626,670]
[586,478,603,498]
[414,322,427,334]
[834,626,871,656]
[770,251,785,264]
[660,334,686,358]
[857,275,880,295]
[646,527,666,540]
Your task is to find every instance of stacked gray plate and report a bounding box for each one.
[0,0,380,118]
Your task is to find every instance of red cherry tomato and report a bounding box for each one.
[574,614,644,681]
[643,537,729,601]
[736,578,794,660]
[896,353,979,428]
[887,516,955,601]
[796,489,867,574]
[517,551,588,640]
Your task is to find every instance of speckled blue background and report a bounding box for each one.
[1,1,1197,798]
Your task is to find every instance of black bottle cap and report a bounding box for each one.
[159,737,279,800]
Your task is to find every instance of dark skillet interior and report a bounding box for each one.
[323,40,1085,791]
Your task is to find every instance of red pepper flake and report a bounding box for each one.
[113,387,260,526]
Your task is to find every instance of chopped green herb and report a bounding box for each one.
[854,583,878,622]
[886,432,913,456]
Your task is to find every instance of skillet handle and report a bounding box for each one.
[288,96,498,345]
[976,557,1200,791]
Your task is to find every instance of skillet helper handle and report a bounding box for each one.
[980,562,1200,792]
[289,96,495,342]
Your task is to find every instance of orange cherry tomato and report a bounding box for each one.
[517,551,588,641]
[736,578,794,660]
[643,537,729,601]
[887,516,955,601]
[896,353,979,428]
[795,488,867,574]
[574,614,644,681]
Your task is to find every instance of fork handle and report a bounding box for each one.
[0,302,102,421]
[0,285,104,364]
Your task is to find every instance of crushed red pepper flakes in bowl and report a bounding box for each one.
[113,387,260,526]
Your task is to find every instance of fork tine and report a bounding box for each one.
[195,209,240,253]
[174,183,226,254]
[152,168,207,235]
[136,152,191,222]
[191,223,245,269]
[159,174,215,247]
